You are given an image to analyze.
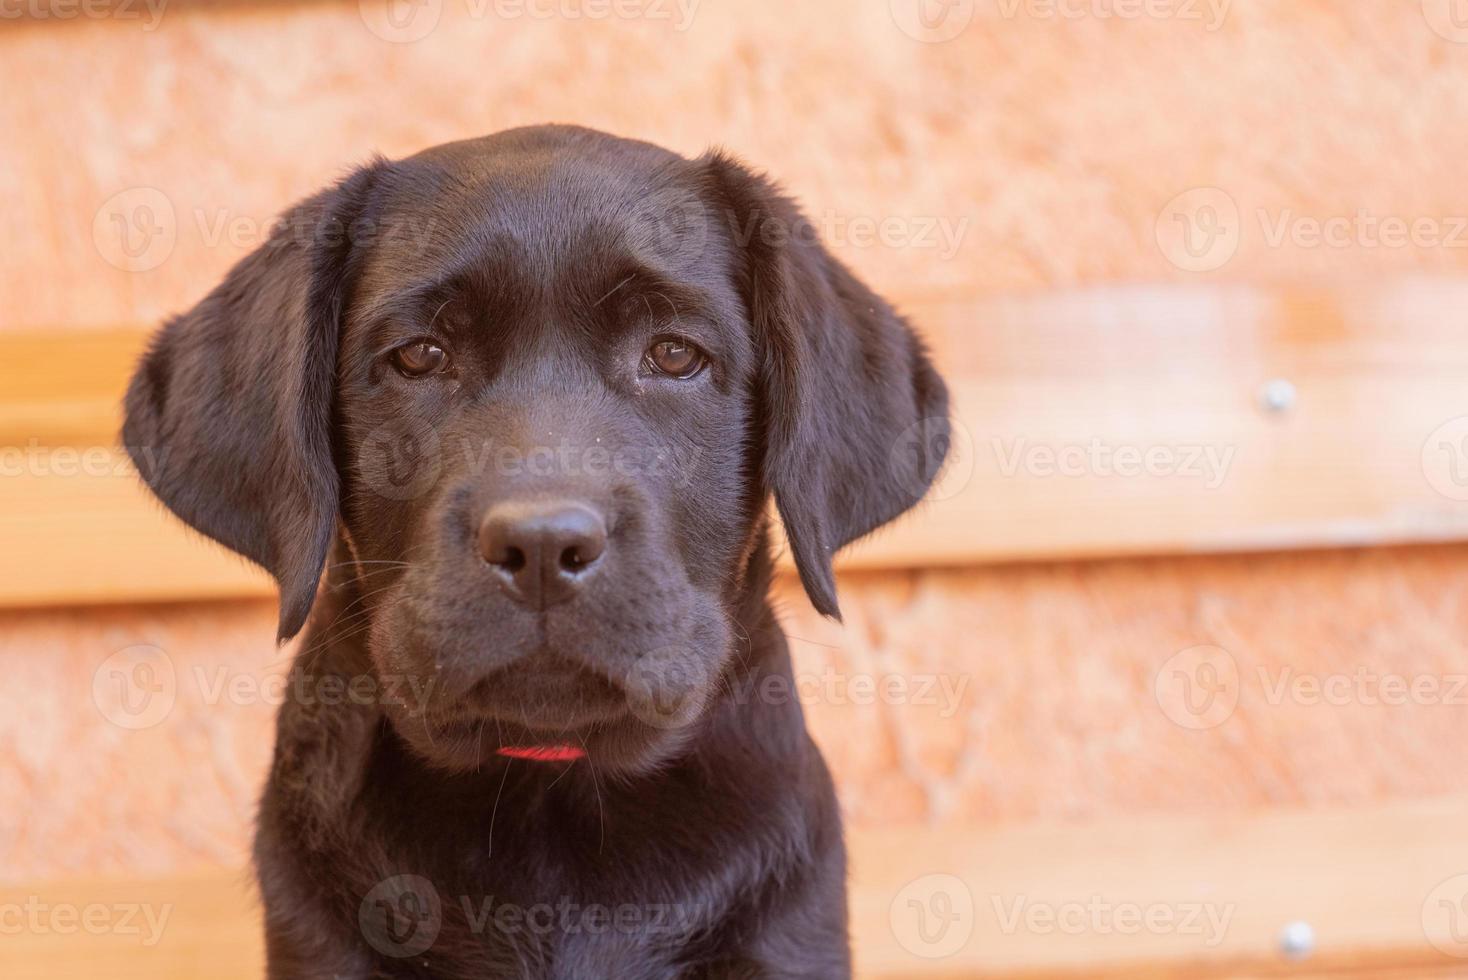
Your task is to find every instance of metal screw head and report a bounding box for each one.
[1261,378,1297,415]
[1280,920,1316,959]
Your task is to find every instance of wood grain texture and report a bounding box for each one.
[0,871,263,980]
[849,797,1468,977]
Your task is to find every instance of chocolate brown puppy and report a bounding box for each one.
[123,125,949,979]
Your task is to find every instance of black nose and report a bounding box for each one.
[477,501,608,608]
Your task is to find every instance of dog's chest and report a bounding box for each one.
[357,856,730,979]
[353,784,750,978]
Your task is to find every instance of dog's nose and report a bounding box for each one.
[477,500,607,607]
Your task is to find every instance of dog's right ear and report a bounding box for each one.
[699,151,950,620]
[122,162,386,642]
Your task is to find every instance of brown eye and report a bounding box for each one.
[644,339,707,379]
[391,341,448,378]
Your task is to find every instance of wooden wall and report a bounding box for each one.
[5,0,1468,974]
[5,544,1468,882]
[7,0,1468,339]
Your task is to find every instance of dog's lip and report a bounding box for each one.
[426,708,621,752]
[400,650,635,757]
[454,653,631,723]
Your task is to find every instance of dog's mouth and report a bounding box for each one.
[380,640,718,772]
[413,653,632,762]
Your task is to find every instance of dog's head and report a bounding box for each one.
[124,126,948,773]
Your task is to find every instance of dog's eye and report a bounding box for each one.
[643,339,707,379]
[391,341,449,378]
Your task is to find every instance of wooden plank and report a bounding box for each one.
[851,797,1468,978]
[0,330,144,448]
[5,281,1468,607]
[0,468,274,606]
[841,278,1468,569]
[2,800,1464,978]
[0,870,263,980]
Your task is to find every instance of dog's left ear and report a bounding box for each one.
[701,152,951,619]
[122,162,386,642]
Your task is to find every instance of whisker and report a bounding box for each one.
[574,728,605,854]
[486,758,511,865]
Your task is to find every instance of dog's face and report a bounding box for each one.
[337,135,760,769]
[124,126,948,774]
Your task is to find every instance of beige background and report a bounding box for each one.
[6,0,1468,885]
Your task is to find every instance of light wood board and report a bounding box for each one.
[7,280,1468,607]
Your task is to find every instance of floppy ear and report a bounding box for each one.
[122,162,386,642]
[701,152,951,619]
